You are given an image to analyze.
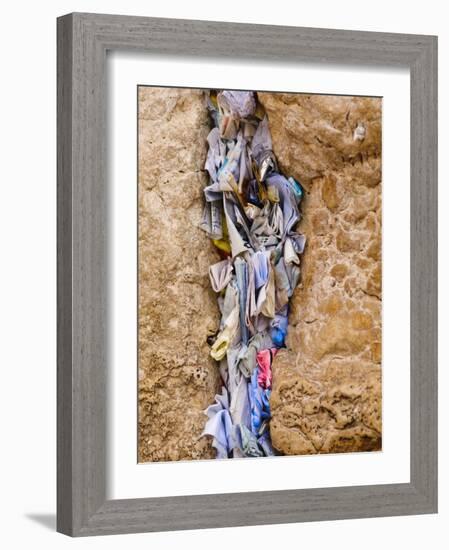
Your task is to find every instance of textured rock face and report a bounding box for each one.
[138,89,382,461]
[258,93,382,454]
[138,87,220,462]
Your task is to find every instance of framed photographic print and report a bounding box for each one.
[57,13,438,536]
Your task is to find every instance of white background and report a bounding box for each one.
[0,1,445,549]
[109,54,410,499]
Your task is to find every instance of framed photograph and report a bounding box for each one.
[57,13,438,536]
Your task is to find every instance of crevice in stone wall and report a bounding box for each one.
[137,87,382,462]
[199,90,306,459]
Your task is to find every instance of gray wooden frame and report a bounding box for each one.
[57,12,438,537]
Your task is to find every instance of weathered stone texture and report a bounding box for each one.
[138,89,382,461]
[138,87,220,462]
[259,93,382,454]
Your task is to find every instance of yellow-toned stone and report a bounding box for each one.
[336,229,360,253]
[138,87,220,463]
[371,341,382,363]
[270,350,381,454]
[367,238,381,261]
[138,90,383,461]
[321,175,340,211]
[319,295,344,316]
[356,257,372,270]
[311,209,331,235]
[330,263,349,281]
[350,311,373,330]
[365,264,382,297]
[259,92,382,456]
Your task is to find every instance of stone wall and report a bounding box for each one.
[138,87,221,462]
[138,88,382,461]
[258,93,382,454]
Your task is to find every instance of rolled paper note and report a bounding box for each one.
[200,90,307,460]
[209,259,233,293]
[218,90,257,118]
[210,305,239,361]
[246,178,264,208]
[256,348,278,390]
[234,257,249,345]
[202,388,234,459]
[258,431,276,457]
[244,203,261,220]
[271,327,285,347]
[204,127,225,182]
[212,238,232,255]
[266,184,280,203]
[287,176,304,204]
[252,250,269,289]
[290,232,306,254]
[258,151,278,182]
[237,332,274,378]
[259,263,276,319]
[218,133,245,188]
[266,174,300,236]
[249,368,272,435]
[223,194,249,257]
[270,312,289,348]
[251,116,273,165]
[229,376,251,428]
[210,200,223,240]
[239,424,264,458]
[220,115,238,140]
[199,202,212,234]
[274,258,290,310]
[284,237,300,265]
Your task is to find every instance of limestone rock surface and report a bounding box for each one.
[138,89,382,461]
[258,92,382,454]
[138,87,220,462]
